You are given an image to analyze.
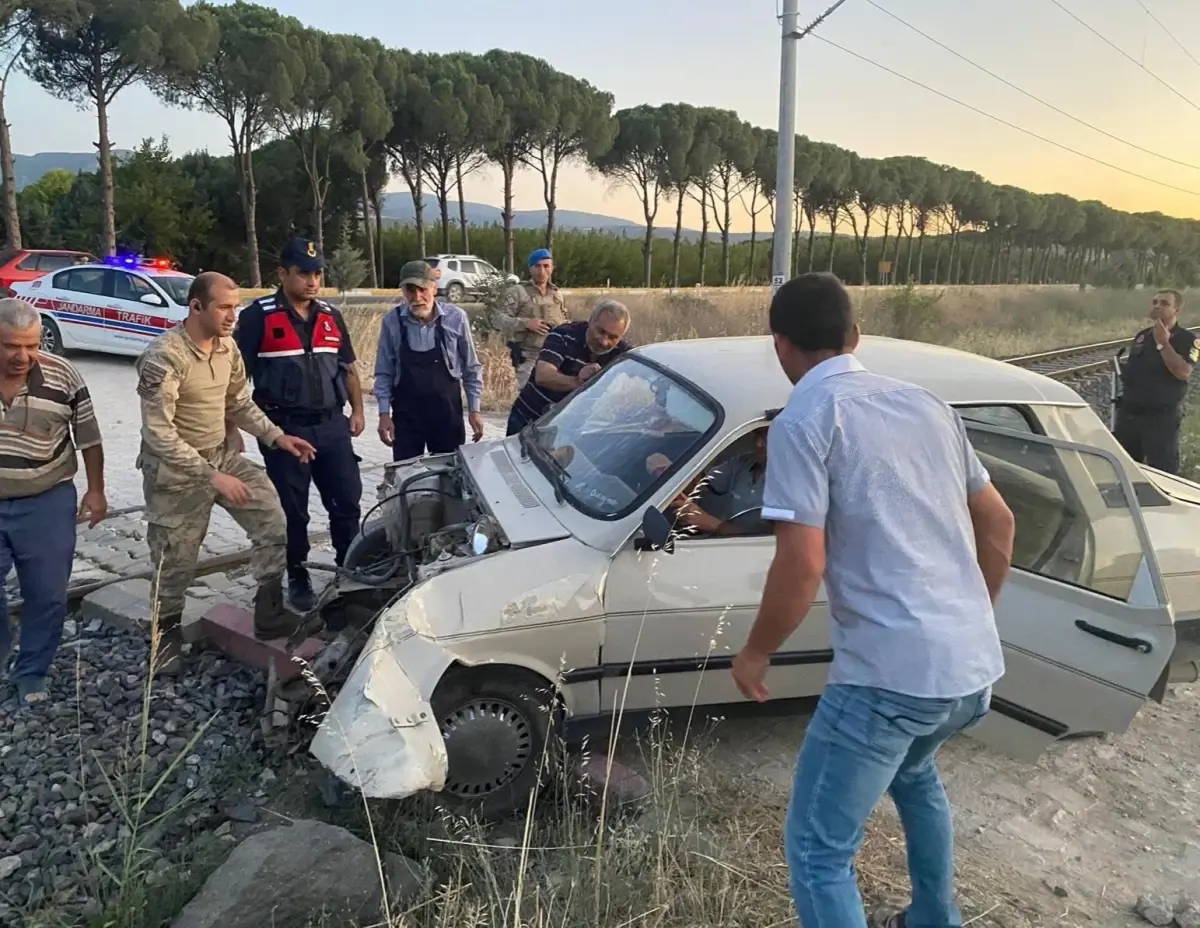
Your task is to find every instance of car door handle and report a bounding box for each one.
[1074,619,1153,654]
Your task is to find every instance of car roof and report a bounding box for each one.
[64,263,191,278]
[632,334,1087,423]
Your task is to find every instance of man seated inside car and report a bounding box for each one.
[670,426,770,537]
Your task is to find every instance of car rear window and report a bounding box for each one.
[15,254,40,271]
[423,258,440,268]
[38,253,87,272]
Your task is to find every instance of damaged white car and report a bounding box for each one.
[301,335,1200,818]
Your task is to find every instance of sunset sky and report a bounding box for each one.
[9,0,1200,231]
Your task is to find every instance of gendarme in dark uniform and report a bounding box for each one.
[233,238,366,611]
[1114,291,1198,475]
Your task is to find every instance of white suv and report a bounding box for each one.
[422,254,517,304]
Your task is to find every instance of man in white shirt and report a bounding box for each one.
[731,273,1016,928]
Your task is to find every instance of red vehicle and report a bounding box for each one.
[0,247,96,294]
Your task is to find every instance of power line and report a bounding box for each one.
[1131,0,1200,72]
[785,0,852,40]
[1046,0,1200,115]
[809,33,1200,197]
[866,0,1200,172]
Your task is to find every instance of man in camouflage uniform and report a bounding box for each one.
[492,248,568,389]
[135,272,318,673]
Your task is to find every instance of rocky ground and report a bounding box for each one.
[0,619,267,923]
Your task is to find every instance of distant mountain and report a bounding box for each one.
[380,193,759,244]
[16,151,134,189]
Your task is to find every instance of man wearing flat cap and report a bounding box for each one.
[492,248,568,389]
[374,259,484,461]
[233,237,366,613]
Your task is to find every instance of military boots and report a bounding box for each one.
[253,576,304,640]
[152,612,185,677]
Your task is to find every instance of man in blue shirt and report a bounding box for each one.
[731,273,1016,928]
[505,300,632,435]
[374,260,484,460]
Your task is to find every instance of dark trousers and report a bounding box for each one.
[261,413,363,570]
[1114,406,1183,475]
[391,393,466,461]
[0,481,77,681]
[506,405,532,437]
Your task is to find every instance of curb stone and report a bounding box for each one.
[80,579,211,642]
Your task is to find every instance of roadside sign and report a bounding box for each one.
[771,274,786,295]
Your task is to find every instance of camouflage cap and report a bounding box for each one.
[399,260,436,288]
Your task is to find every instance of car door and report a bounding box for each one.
[109,270,169,351]
[962,422,1175,760]
[601,426,833,714]
[458,259,480,294]
[38,267,111,349]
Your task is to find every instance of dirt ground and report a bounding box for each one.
[700,681,1200,927]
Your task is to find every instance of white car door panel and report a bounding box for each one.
[109,271,168,350]
[37,268,110,349]
[963,423,1174,758]
[602,534,832,713]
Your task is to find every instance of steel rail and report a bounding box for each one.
[1002,324,1200,380]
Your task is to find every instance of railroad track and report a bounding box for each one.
[1003,337,1131,380]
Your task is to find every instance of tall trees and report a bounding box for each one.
[593,105,669,286]
[0,2,31,247]
[522,67,616,249]
[274,29,384,252]
[705,112,758,285]
[472,49,549,272]
[158,1,304,285]
[417,54,488,253]
[656,103,702,289]
[24,0,216,256]
[7,6,1200,290]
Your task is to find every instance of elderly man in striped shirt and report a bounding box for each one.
[0,298,107,707]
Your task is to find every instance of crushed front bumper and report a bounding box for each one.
[309,616,454,799]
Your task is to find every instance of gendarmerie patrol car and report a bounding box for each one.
[9,254,194,357]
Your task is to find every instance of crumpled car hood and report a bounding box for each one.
[404,536,608,640]
[458,438,571,548]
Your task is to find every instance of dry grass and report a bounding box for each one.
[316,718,1054,928]
[341,285,1170,413]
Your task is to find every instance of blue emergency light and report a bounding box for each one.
[104,254,175,270]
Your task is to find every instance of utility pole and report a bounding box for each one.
[771,0,800,297]
[771,0,852,297]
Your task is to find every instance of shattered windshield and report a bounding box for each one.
[529,356,720,519]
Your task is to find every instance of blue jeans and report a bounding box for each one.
[785,683,992,928]
[0,481,78,681]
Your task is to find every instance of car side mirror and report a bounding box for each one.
[139,293,165,307]
[634,505,674,554]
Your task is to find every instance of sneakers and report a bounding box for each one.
[287,567,315,614]
[253,577,304,640]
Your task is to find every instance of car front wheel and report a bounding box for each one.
[40,316,64,355]
[431,667,561,819]
[445,282,466,304]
